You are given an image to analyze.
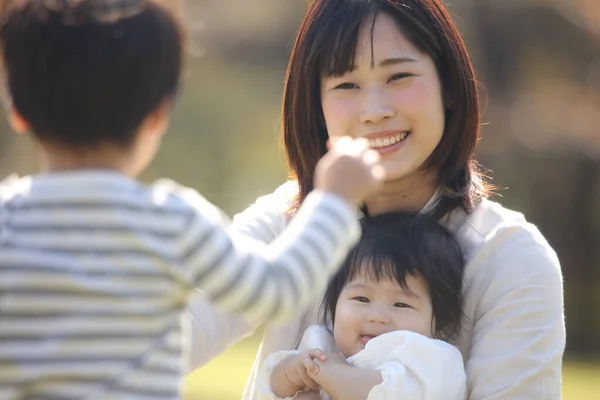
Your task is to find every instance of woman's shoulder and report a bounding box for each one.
[452,198,561,286]
[239,181,297,217]
[230,181,298,242]
[298,325,338,353]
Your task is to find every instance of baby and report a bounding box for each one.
[257,212,467,400]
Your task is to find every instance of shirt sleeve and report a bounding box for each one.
[255,325,336,400]
[349,331,466,400]
[255,349,304,400]
[183,183,294,370]
[177,187,361,326]
[183,290,255,371]
[465,228,565,399]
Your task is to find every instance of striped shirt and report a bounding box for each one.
[0,171,360,400]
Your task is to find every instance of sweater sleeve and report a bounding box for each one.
[177,184,360,326]
[348,331,466,400]
[255,325,336,400]
[465,227,565,399]
[184,183,294,370]
[255,349,304,400]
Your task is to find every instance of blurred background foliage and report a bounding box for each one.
[1,0,599,398]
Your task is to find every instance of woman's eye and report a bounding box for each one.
[334,82,358,90]
[353,296,370,303]
[389,73,411,83]
[393,302,410,308]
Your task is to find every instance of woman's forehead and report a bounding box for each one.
[354,13,421,68]
[319,11,422,76]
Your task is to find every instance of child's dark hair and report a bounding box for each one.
[0,0,183,148]
[320,212,465,341]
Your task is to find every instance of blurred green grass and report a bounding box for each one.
[184,333,600,400]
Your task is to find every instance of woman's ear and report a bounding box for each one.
[7,105,29,133]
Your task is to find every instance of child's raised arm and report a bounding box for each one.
[178,137,381,324]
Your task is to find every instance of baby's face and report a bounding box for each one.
[333,273,434,357]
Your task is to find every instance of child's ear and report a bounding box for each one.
[7,105,29,133]
[139,99,172,139]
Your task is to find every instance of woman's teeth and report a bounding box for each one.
[368,132,409,149]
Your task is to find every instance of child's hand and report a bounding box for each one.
[302,351,348,385]
[314,136,383,206]
[273,348,327,394]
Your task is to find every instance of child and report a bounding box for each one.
[257,212,467,400]
[0,0,382,398]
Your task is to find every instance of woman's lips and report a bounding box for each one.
[367,131,411,156]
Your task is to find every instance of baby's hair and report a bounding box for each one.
[320,212,465,341]
[0,0,183,149]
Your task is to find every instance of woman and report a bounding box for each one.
[189,0,565,398]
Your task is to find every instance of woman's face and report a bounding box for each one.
[320,12,445,183]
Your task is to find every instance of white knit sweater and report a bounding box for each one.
[188,182,565,400]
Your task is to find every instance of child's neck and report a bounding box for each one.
[41,142,138,177]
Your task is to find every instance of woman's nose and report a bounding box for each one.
[359,88,395,124]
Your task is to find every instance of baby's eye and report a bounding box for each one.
[353,296,370,303]
[393,302,410,308]
[335,82,359,90]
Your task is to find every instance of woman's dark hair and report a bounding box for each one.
[0,0,183,149]
[283,0,493,220]
[320,212,465,341]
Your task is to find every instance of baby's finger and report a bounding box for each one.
[302,356,320,378]
[307,349,327,362]
[297,361,319,390]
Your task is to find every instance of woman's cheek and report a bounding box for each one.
[391,82,430,116]
[323,97,356,137]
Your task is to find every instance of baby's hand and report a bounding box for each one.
[282,348,327,391]
[303,351,347,385]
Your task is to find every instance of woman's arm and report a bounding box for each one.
[185,292,255,370]
[185,184,291,369]
[466,230,565,399]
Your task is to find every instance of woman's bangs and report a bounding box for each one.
[312,2,376,78]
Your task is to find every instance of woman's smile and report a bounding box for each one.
[364,130,411,155]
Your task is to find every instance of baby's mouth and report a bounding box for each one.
[360,335,376,345]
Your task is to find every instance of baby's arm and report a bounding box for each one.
[307,353,382,400]
[309,332,467,400]
[270,349,326,398]
[294,391,322,400]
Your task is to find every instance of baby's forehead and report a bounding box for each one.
[344,273,429,298]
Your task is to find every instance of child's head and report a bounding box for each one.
[0,0,183,175]
[320,212,465,357]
